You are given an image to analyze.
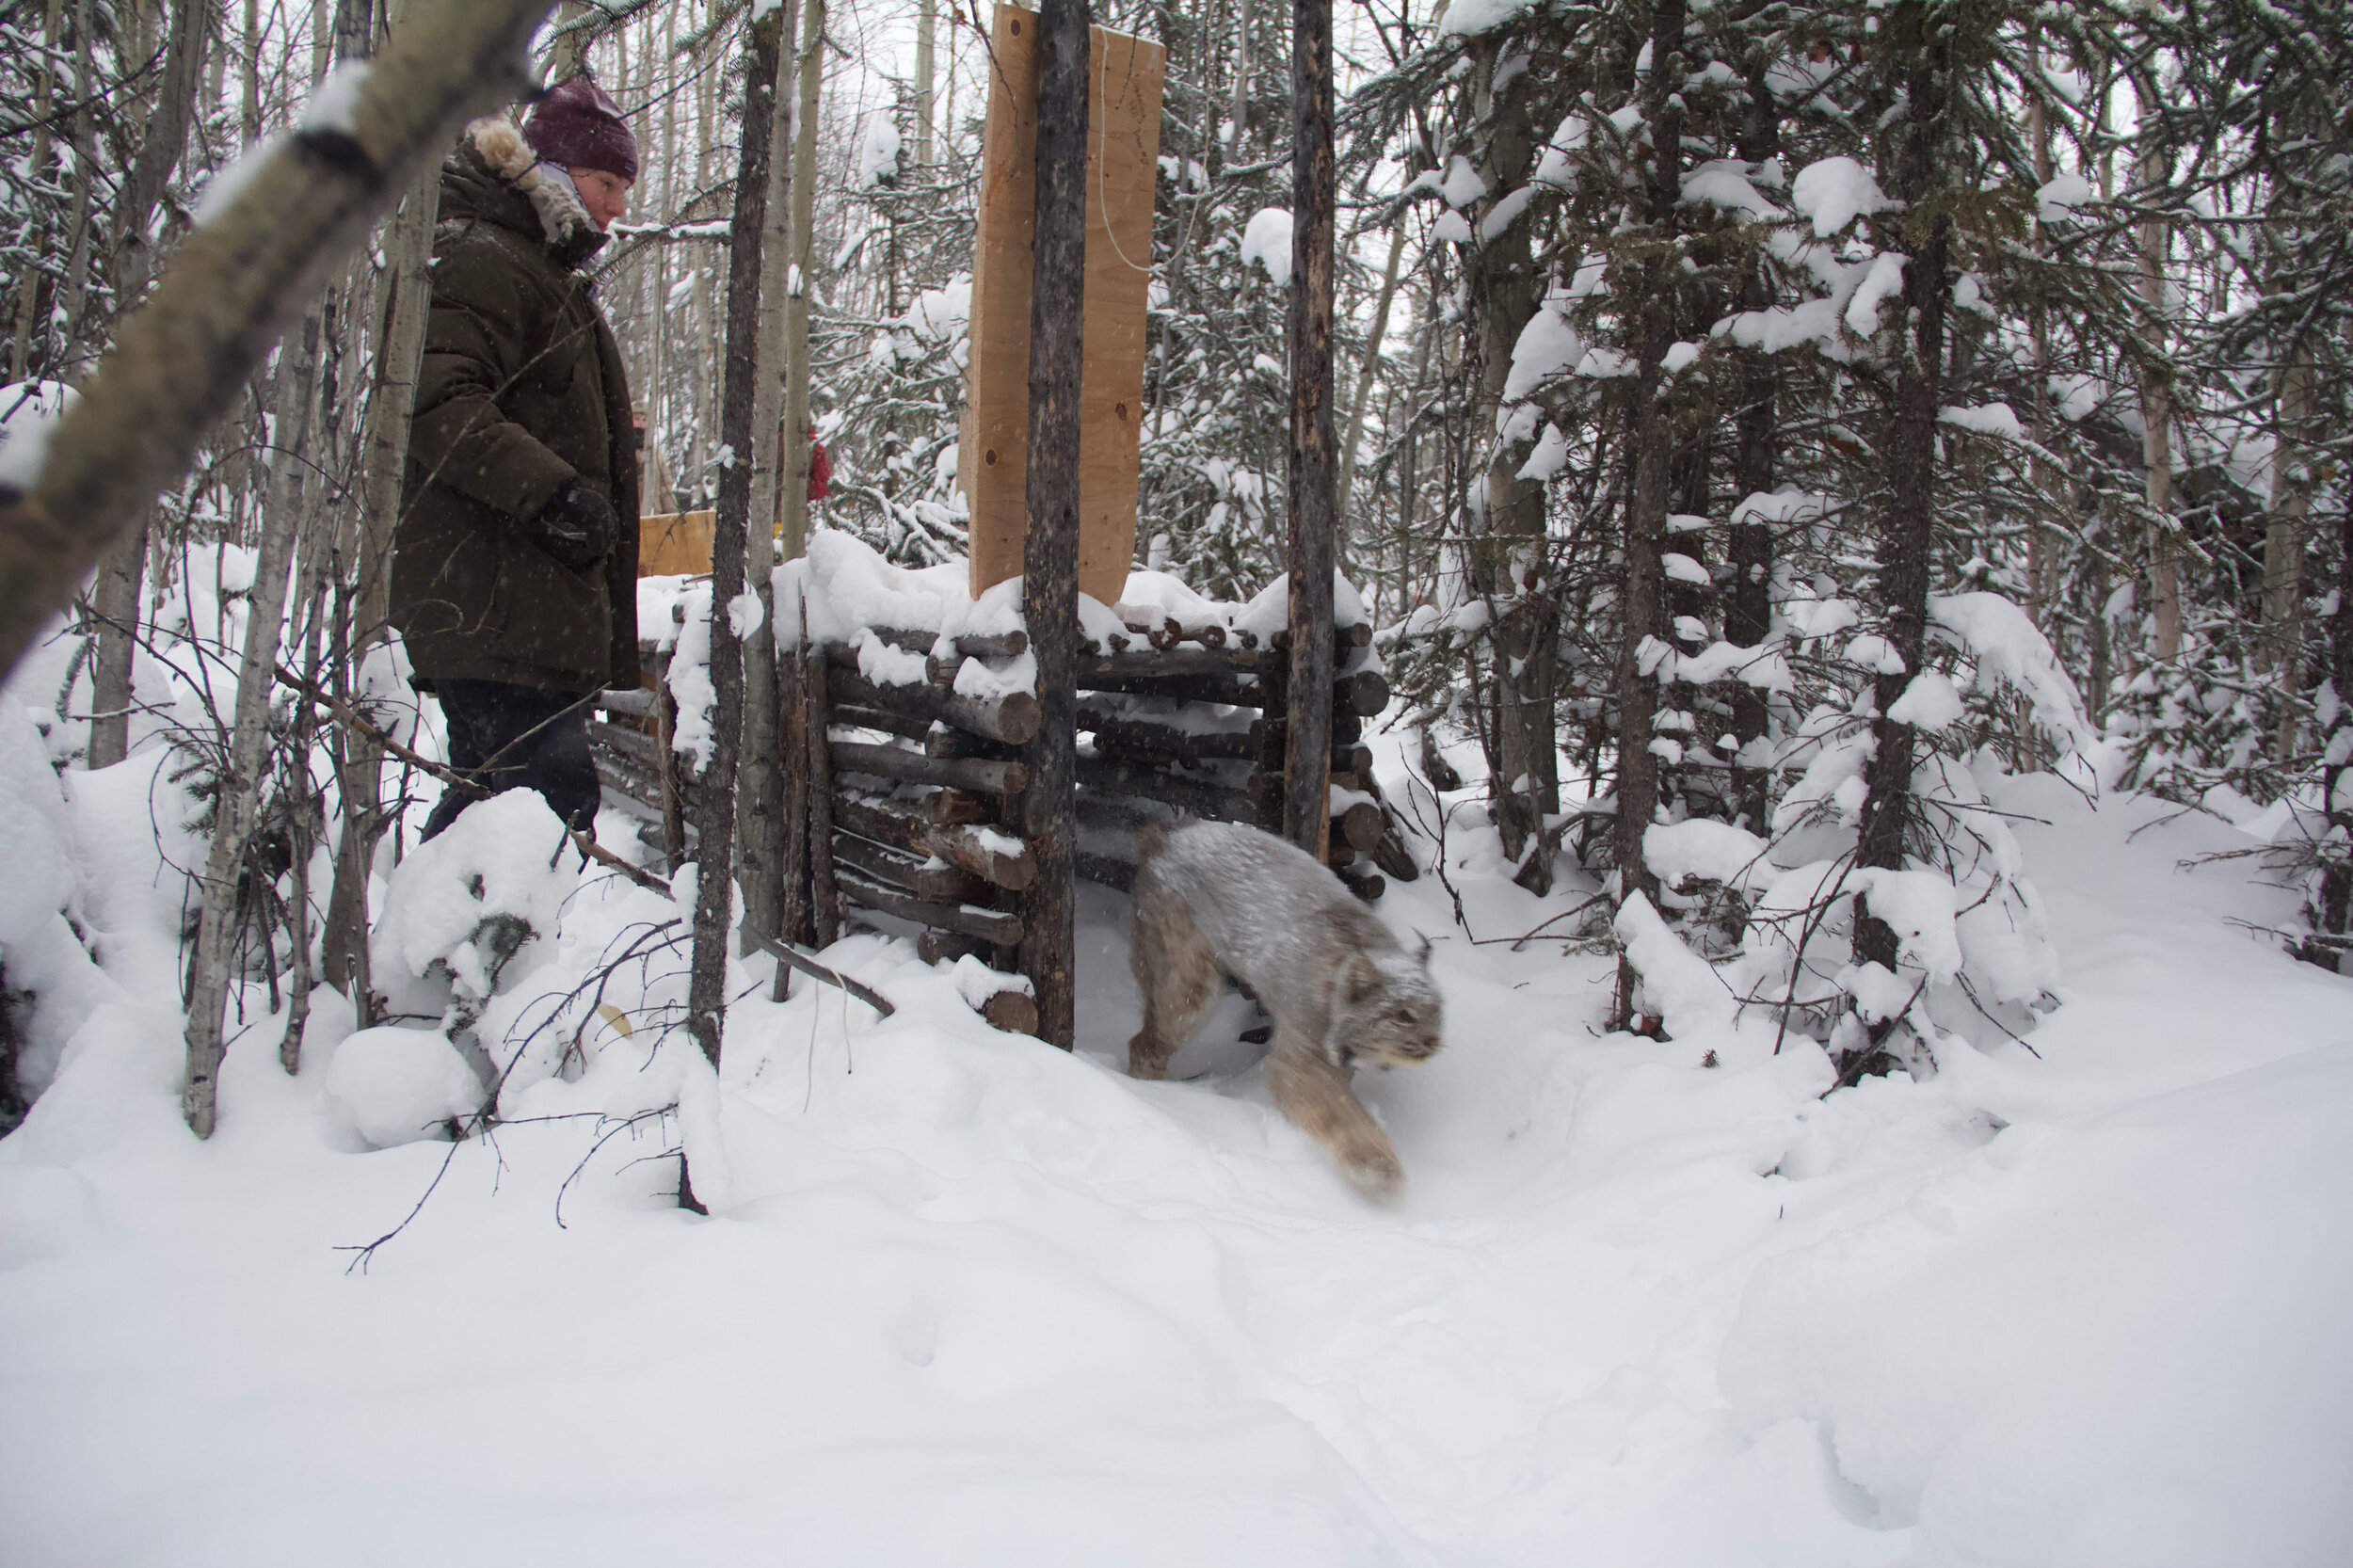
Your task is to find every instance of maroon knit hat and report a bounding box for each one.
[522,76,638,183]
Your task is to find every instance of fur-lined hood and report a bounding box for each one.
[440,115,607,269]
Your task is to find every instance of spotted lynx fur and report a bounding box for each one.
[1128,820,1444,1197]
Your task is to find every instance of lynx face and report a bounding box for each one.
[1328,953,1446,1070]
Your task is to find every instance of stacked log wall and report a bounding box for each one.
[589,600,1414,1045]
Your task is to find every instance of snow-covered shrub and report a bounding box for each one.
[1625,592,2090,1070]
[371,791,580,1102]
[323,1026,487,1148]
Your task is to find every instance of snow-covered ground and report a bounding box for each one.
[4,722,2351,1565]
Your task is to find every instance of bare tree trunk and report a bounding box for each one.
[54,0,98,376]
[0,0,555,686]
[2263,350,2313,760]
[321,0,443,1008]
[1725,62,1780,831]
[86,0,212,770]
[776,0,825,566]
[1283,0,1336,860]
[2313,488,2353,952]
[1610,0,1687,1020]
[2024,32,2059,648]
[184,303,324,1138]
[1467,33,1554,888]
[8,0,65,379]
[1018,0,1090,1048]
[242,0,262,144]
[914,0,936,168]
[1336,216,1405,531]
[739,0,802,954]
[1227,0,1255,154]
[2137,97,2180,665]
[542,0,593,80]
[680,2,790,1208]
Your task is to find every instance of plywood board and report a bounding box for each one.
[961,5,1163,606]
[638,510,716,577]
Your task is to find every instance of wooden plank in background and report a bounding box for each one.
[1076,25,1163,600]
[960,4,1163,608]
[638,510,717,576]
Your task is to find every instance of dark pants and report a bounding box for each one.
[420,679,600,840]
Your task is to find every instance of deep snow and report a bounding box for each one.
[3,727,2351,1565]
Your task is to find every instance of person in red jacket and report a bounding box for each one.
[807,426,831,504]
[782,419,830,504]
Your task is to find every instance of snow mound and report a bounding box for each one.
[1789,155,1897,236]
[1240,207,1294,286]
[1724,1044,2353,1566]
[324,1026,485,1147]
[373,791,576,1001]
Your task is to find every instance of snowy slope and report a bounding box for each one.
[3,758,2351,1566]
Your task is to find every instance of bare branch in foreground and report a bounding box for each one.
[0,0,559,681]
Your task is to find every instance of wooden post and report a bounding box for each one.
[1017,0,1089,1048]
[959,4,1161,606]
[1282,0,1336,860]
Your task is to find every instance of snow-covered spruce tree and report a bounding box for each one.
[2137,0,2353,965]
[1673,0,2107,1074]
[1129,0,1302,600]
[1359,0,1835,907]
[1366,1,2115,1064]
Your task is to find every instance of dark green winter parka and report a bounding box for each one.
[390,117,640,693]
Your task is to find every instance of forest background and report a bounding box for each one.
[0,0,2348,1112]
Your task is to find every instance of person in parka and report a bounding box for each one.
[390,77,641,839]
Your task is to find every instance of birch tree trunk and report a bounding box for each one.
[543,0,593,81]
[183,303,323,1137]
[914,0,936,168]
[320,0,444,1011]
[776,0,825,567]
[1336,216,1405,529]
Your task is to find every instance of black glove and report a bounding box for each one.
[532,480,617,572]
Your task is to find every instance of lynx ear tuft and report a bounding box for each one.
[1414,929,1434,967]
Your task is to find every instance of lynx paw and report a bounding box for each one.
[1339,1139,1405,1201]
[1127,1034,1171,1081]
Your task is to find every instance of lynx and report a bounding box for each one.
[1128,820,1444,1197]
